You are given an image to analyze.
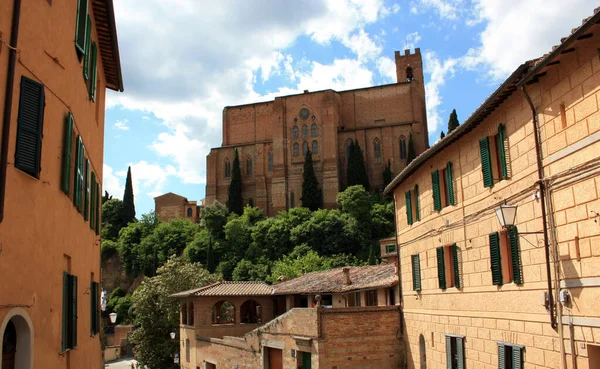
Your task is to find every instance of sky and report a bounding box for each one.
[103,0,599,215]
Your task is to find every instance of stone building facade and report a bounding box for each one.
[206,49,429,216]
[154,192,203,223]
[0,1,122,368]
[385,9,600,369]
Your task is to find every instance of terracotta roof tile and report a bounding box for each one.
[172,281,274,297]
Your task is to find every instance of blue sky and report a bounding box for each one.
[103,0,598,216]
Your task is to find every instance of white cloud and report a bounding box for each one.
[411,0,463,20]
[102,164,123,199]
[342,29,383,62]
[115,161,177,201]
[114,119,129,131]
[403,31,422,51]
[468,0,599,80]
[423,51,458,135]
[376,56,397,83]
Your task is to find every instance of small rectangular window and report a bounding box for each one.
[73,137,85,213]
[15,77,45,178]
[89,43,98,101]
[414,185,420,221]
[90,280,99,335]
[290,192,295,208]
[437,244,460,289]
[62,272,78,351]
[446,335,465,369]
[432,163,454,211]
[480,125,509,187]
[411,254,421,291]
[366,290,378,306]
[497,343,523,369]
[405,190,413,225]
[385,244,396,254]
[61,113,74,194]
[74,0,89,55]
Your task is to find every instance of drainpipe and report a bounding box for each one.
[0,0,21,224]
[521,85,561,337]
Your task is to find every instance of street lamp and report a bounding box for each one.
[170,332,176,340]
[109,312,118,324]
[495,203,518,228]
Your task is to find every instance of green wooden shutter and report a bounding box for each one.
[75,0,88,55]
[446,336,452,369]
[90,42,98,101]
[84,159,90,220]
[414,185,420,221]
[479,137,493,187]
[95,182,101,235]
[90,173,96,230]
[62,272,69,351]
[71,275,78,348]
[90,281,94,335]
[437,246,446,289]
[83,15,92,80]
[446,162,455,205]
[456,337,464,369]
[509,226,522,284]
[489,232,503,286]
[406,190,413,225]
[498,344,505,369]
[512,346,522,369]
[498,124,508,179]
[452,243,460,288]
[61,113,73,194]
[432,170,442,211]
[411,254,421,291]
[73,137,82,209]
[15,77,45,178]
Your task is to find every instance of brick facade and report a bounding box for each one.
[154,192,202,223]
[388,15,600,369]
[206,50,429,216]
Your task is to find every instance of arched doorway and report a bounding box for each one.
[419,334,427,369]
[0,309,33,369]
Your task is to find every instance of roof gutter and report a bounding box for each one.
[105,0,123,92]
[383,63,530,195]
[0,0,21,224]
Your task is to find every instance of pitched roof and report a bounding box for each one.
[91,0,124,92]
[171,281,274,297]
[273,263,397,295]
[384,7,600,195]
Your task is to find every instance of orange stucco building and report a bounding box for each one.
[205,49,429,216]
[0,1,122,368]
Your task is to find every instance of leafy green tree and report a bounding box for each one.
[407,133,416,164]
[122,166,136,225]
[370,201,395,239]
[301,150,320,211]
[101,198,126,241]
[130,256,219,369]
[440,131,446,139]
[101,239,118,262]
[106,288,133,324]
[202,200,229,240]
[232,258,270,281]
[144,218,198,274]
[102,190,113,204]
[447,108,459,134]
[383,159,393,189]
[227,149,243,215]
[184,228,210,264]
[118,212,161,276]
[337,185,372,225]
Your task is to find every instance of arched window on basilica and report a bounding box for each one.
[292,126,299,139]
[224,159,231,178]
[302,141,309,157]
[268,150,273,172]
[374,139,382,163]
[246,156,252,176]
[312,140,318,154]
[406,66,413,82]
[302,125,308,139]
[399,136,407,160]
[293,143,299,157]
[311,123,318,137]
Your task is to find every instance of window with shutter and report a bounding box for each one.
[70,275,78,348]
[62,272,69,352]
[445,335,465,369]
[84,159,90,221]
[73,137,85,212]
[432,170,442,211]
[95,183,101,235]
[446,162,455,205]
[411,254,421,291]
[75,0,89,56]
[90,172,96,230]
[479,137,493,187]
[498,343,506,369]
[62,272,78,350]
[497,343,523,369]
[83,15,92,80]
[508,226,522,284]
[512,345,523,369]
[61,113,73,194]
[414,185,420,221]
[15,77,45,178]
[452,243,461,288]
[406,190,413,225]
[90,281,99,335]
[497,124,509,179]
[89,42,98,101]
[489,232,503,285]
[437,246,446,289]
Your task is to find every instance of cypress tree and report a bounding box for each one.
[346,140,358,188]
[447,109,459,134]
[227,149,243,215]
[354,139,370,191]
[407,133,416,165]
[382,159,393,189]
[206,236,215,273]
[122,166,136,224]
[368,242,377,265]
[440,131,446,139]
[301,150,320,211]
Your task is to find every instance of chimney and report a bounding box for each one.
[343,267,351,285]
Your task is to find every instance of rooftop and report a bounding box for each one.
[171,281,274,298]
